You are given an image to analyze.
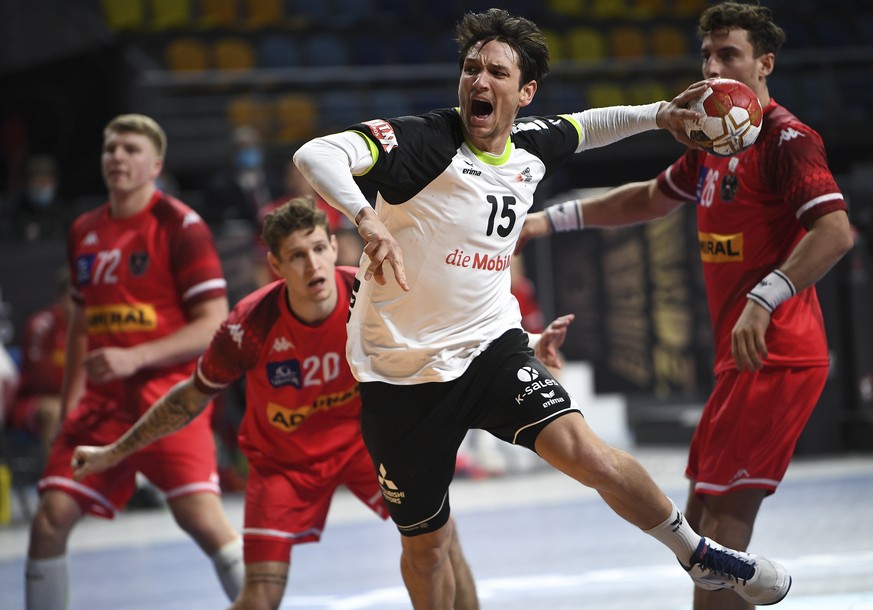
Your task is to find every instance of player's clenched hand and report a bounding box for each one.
[356,209,410,291]
[656,80,709,150]
[85,346,142,383]
[731,301,772,371]
[515,211,551,254]
[71,445,121,480]
[535,313,575,369]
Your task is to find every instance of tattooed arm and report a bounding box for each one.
[71,376,214,480]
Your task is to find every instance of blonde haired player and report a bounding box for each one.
[26,114,242,608]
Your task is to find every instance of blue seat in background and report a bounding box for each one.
[257,34,302,68]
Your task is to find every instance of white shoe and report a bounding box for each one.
[684,537,792,605]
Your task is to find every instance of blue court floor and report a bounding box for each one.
[2,446,873,609]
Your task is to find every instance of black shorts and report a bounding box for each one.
[359,328,580,536]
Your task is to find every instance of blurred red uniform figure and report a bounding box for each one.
[8,271,72,455]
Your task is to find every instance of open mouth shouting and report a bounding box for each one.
[469,98,494,126]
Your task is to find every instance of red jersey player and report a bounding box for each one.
[26,114,243,609]
[70,198,484,610]
[519,3,852,609]
[7,269,72,456]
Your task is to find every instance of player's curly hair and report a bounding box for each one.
[262,196,331,258]
[455,8,550,87]
[698,1,786,57]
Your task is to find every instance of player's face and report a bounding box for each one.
[458,39,537,154]
[271,225,338,311]
[700,28,772,98]
[101,131,163,195]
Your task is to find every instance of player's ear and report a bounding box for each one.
[519,80,537,108]
[267,251,282,277]
[758,52,775,78]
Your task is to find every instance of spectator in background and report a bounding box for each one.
[6,268,72,457]
[9,155,73,242]
[204,125,275,231]
[25,114,243,609]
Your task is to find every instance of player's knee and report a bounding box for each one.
[230,579,284,610]
[401,526,453,574]
[29,495,79,553]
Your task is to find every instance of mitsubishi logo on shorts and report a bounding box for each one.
[378,463,405,505]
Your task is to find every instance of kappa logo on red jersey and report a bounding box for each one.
[272,336,294,352]
[81,231,98,246]
[778,127,805,146]
[182,211,202,228]
[228,323,245,349]
[362,119,398,153]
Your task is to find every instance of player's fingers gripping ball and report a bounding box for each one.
[684,78,763,157]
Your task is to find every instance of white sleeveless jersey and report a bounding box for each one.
[345,108,584,384]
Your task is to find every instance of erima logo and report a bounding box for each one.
[463,167,481,176]
[778,127,805,146]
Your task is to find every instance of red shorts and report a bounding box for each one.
[39,393,220,519]
[686,366,828,496]
[242,436,389,564]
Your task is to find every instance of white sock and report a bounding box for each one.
[643,499,701,565]
[26,555,69,610]
[211,537,244,601]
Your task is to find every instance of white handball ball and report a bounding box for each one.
[684,78,763,157]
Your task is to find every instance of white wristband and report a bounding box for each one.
[545,200,584,233]
[747,270,796,313]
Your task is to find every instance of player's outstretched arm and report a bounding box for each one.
[71,376,214,479]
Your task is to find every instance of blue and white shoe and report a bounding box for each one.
[684,537,792,605]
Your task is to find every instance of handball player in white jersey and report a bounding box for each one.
[293,8,796,610]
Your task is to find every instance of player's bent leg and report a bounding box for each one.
[167,492,243,600]
[400,520,457,610]
[228,561,289,610]
[447,517,479,610]
[534,412,673,529]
